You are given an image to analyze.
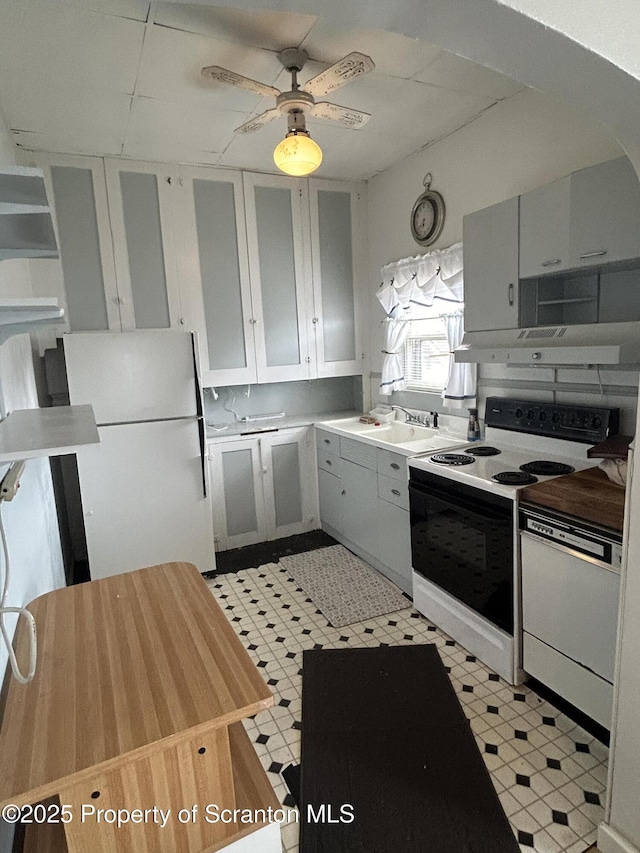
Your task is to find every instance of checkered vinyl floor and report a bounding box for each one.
[206,558,607,853]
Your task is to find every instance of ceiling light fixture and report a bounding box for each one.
[273,109,322,177]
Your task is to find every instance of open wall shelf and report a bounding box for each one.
[0,298,64,346]
[0,404,99,463]
[0,166,59,260]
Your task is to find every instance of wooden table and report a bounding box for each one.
[0,563,281,852]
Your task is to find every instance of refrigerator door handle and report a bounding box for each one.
[190,332,205,419]
[190,332,208,499]
[197,416,207,499]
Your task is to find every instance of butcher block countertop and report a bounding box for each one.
[520,466,626,534]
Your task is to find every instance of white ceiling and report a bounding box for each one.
[0,0,525,179]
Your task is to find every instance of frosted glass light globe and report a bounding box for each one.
[274,132,322,176]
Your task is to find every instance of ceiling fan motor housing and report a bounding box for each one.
[277,89,315,118]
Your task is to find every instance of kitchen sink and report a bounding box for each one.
[317,416,466,455]
[359,421,438,444]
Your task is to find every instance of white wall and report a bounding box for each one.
[0,112,64,712]
[366,86,639,431]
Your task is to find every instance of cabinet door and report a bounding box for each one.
[209,438,267,551]
[177,166,257,387]
[243,173,313,382]
[463,196,519,331]
[32,153,121,331]
[105,159,182,330]
[261,427,318,539]
[377,500,412,593]
[570,156,640,269]
[519,176,570,278]
[342,459,379,560]
[308,180,363,377]
[318,469,344,534]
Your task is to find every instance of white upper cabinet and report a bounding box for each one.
[308,180,363,377]
[243,172,313,383]
[569,156,640,269]
[28,152,364,384]
[31,153,121,332]
[177,166,257,387]
[104,159,182,331]
[519,176,570,279]
[463,196,519,332]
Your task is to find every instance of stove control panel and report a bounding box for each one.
[485,397,619,443]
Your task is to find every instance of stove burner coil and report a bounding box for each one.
[430,453,476,466]
[464,446,501,456]
[492,471,539,486]
[520,461,575,476]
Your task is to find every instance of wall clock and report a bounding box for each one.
[410,173,446,247]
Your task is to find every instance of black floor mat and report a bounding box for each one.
[205,530,337,575]
[282,763,301,808]
[299,645,520,853]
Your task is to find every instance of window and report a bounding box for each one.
[402,305,450,392]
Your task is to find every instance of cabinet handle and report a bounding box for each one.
[324,438,331,444]
[580,250,607,259]
[325,459,332,466]
[305,356,311,364]
[312,317,319,324]
[508,282,514,306]
[390,463,400,470]
[249,318,257,325]
[341,489,346,496]
[391,488,401,496]
[541,259,562,267]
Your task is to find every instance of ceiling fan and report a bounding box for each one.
[201,48,375,176]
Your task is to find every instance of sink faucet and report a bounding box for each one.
[391,405,428,426]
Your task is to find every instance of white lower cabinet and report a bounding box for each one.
[209,426,318,551]
[316,428,413,595]
[342,459,380,559]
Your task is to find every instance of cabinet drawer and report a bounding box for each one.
[523,632,612,729]
[340,436,377,470]
[377,448,407,481]
[378,474,409,510]
[317,448,342,476]
[316,428,339,455]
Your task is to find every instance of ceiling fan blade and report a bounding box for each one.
[312,101,371,129]
[305,52,375,97]
[201,66,280,99]
[235,109,281,134]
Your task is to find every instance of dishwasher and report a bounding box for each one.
[519,504,623,729]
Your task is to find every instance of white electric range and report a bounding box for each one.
[407,397,619,684]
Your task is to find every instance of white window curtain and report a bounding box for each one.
[376,242,476,406]
[440,309,477,408]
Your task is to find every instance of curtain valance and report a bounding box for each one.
[377,242,464,315]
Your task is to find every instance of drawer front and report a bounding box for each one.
[523,632,613,729]
[316,428,339,455]
[340,436,377,470]
[377,447,407,481]
[378,473,409,510]
[317,448,342,477]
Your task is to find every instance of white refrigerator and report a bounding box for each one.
[63,330,215,580]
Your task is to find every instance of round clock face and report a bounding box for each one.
[412,200,435,239]
[410,189,445,247]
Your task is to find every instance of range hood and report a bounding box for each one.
[455,321,640,365]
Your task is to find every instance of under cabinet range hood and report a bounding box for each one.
[455,321,640,365]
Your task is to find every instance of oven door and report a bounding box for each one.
[409,469,514,634]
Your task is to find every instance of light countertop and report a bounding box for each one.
[206,410,361,441]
